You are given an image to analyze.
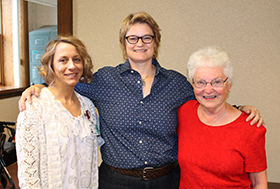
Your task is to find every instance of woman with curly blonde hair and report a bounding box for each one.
[16,36,103,189]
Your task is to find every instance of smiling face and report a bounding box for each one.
[52,42,83,87]
[125,23,156,65]
[193,66,230,110]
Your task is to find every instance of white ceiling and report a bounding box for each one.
[25,0,57,7]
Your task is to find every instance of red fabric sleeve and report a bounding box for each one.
[245,125,267,172]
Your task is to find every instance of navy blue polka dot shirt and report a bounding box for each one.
[75,59,195,169]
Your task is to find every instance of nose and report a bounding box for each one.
[204,82,214,93]
[136,38,145,46]
[67,59,76,69]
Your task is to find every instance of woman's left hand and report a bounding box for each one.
[238,105,264,127]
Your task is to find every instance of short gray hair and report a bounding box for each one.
[187,46,233,85]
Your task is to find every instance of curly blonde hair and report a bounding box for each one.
[38,35,93,85]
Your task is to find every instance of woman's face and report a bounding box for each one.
[52,42,83,87]
[125,23,156,65]
[193,67,230,110]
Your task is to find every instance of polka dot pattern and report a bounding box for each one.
[75,59,195,169]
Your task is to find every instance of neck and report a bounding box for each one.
[48,83,81,117]
[198,103,228,126]
[48,83,76,102]
[129,59,153,75]
[131,64,155,81]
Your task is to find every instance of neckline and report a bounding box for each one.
[141,66,155,87]
[198,105,227,126]
[196,104,241,127]
[45,88,83,118]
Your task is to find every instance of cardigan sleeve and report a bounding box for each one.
[16,100,43,189]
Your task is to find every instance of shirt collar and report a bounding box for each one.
[119,59,167,77]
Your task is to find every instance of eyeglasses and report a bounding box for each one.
[125,35,154,44]
[193,77,228,88]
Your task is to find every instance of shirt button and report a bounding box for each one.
[139,140,142,143]
[145,161,148,164]
[140,101,143,104]
[137,80,141,84]
[139,121,142,124]
[131,70,134,73]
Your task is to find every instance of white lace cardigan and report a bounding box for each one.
[16,88,101,189]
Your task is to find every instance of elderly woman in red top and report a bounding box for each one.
[177,46,267,189]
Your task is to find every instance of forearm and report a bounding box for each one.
[16,112,41,188]
[34,84,46,89]
[249,171,268,189]
[252,183,268,189]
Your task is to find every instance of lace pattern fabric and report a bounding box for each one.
[16,88,100,189]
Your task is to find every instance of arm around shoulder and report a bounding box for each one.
[18,84,45,111]
[238,105,264,127]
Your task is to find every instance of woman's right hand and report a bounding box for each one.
[18,84,45,111]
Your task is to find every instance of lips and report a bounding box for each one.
[203,95,217,99]
[134,49,147,52]
[65,73,78,77]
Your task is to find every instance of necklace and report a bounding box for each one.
[141,68,154,87]
[199,105,227,126]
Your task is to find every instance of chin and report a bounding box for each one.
[200,101,218,109]
[67,81,79,86]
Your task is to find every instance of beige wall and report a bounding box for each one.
[74,0,280,182]
[0,96,20,121]
[28,2,57,32]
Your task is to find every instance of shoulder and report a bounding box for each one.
[153,59,188,80]
[159,68,193,95]
[17,91,47,126]
[76,91,95,106]
[95,66,115,74]
[235,112,266,137]
[76,92,97,111]
[158,65,193,92]
[94,63,123,76]
[21,89,54,118]
[160,67,188,80]
[90,65,123,85]
[178,100,198,112]
[24,89,47,110]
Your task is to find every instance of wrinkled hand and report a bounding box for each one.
[238,105,264,127]
[18,85,44,111]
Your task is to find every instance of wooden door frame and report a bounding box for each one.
[0,0,73,99]
[58,0,73,35]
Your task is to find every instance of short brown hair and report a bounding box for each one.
[39,35,93,85]
[119,11,161,60]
